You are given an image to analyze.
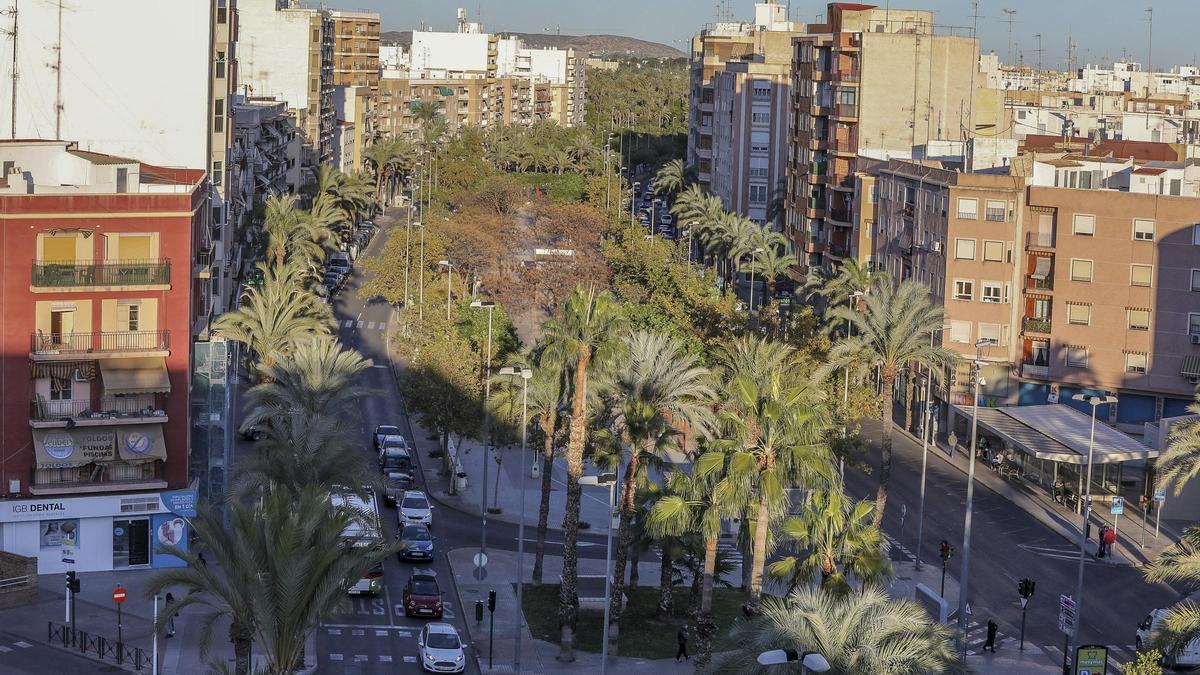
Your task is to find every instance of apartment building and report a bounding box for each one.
[0,0,238,321]
[239,0,336,167]
[0,141,204,573]
[786,2,979,268]
[329,10,382,95]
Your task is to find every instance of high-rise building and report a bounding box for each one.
[0,140,205,573]
[329,10,381,96]
[785,2,980,269]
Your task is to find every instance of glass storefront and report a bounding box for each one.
[112,518,150,567]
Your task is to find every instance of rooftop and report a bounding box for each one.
[0,140,202,195]
[952,404,1157,465]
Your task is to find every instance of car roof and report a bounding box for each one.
[402,490,427,499]
[376,424,400,431]
[411,573,437,583]
[426,622,458,635]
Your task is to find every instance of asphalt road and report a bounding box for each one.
[0,631,110,674]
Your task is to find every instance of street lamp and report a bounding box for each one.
[914,323,952,571]
[748,247,765,312]
[580,472,619,675]
[957,339,990,656]
[404,206,414,307]
[1069,393,1118,662]
[499,365,533,673]
[438,260,453,320]
[687,221,698,267]
[471,299,496,564]
[756,649,831,673]
[631,181,640,222]
[417,221,426,321]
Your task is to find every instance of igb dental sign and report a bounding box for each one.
[0,494,169,523]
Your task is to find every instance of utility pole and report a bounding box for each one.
[52,0,62,138]
[1002,9,1016,65]
[1031,33,1044,92]
[2,2,16,139]
[1146,7,1154,97]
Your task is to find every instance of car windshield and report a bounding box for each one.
[377,426,399,435]
[402,497,428,510]
[427,633,459,650]
[402,525,431,541]
[386,475,410,489]
[411,579,438,595]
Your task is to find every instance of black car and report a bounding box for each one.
[383,472,414,506]
[374,425,402,451]
[380,446,413,477]
[397,524,435,561]
[240,424,263,441]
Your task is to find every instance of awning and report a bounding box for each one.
[33,428,116,468]
[115,426,167,463]
[101,357,170,395]
[1183,356,1200,378]
[1031,256,1052,280]
[30,360,96,381]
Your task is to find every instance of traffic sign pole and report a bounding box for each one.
[112,585,127,646]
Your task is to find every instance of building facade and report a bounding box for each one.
[329,10,381,95]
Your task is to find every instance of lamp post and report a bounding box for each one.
[404,197,415,307]
[499,366,533,673]
[748,247,764,312]
[471,300,496,563]
[631,181,640,222]
[438,260,453,320]
[580,472,619,675]
[687,221,698,267]
[956,339,990,656]
[914,324,952,571]
[1068,393,1118,664]
[756,648,831,673]
[417,221,426,321]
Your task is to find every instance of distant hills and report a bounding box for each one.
[380,30,685,60]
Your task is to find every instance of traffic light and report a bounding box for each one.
[65,570,80,594]
[487,589,497,613]
[939,540,954,563]
[1018,578,1036,599]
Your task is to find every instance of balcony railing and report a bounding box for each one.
[32,460,164,492]
[30,396,167,423]
[1023,317,1052,334]
[31,260,170,287]
[834,103,858,118]
[1025,232,1055,248]
[30,330,169,355]
[1025,275,1053,292]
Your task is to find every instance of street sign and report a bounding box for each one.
[112,586,127,604]
[1058,594,1077,635]
[1110,496,1124,515]
[1074,644,1108,675]
[1154,489,1167,503]
[473,552,488,568]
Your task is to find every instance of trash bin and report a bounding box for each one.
[456,472,468,491]
[531,462,540,479]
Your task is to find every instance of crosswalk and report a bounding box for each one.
[339,318,387,331]
[882,532,917,562]
[963,620,1017,656]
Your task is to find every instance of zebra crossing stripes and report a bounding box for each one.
[962,620,1016,656]
[341,318,386,331]
[881,533,917,562]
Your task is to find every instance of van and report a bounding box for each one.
[1137,607,1200,667]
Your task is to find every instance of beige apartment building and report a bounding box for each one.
[329,10,381,95]
[786,3,979,268]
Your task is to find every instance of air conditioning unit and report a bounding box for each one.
[932,241,944,254]
[72,368,89,382]
[1191,333,1200,345]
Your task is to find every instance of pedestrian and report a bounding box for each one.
[984,619,998,653]
[1103,525,1117,558]
[197,551,207,567]
[164,592,177,638]
[1096,525,1109,558]
[676,625,689,662]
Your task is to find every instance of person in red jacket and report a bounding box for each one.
[1102,525,1117,558]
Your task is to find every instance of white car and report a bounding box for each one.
[418,622,465,672]
[399,490,434,527]
[1137,607,1200,667]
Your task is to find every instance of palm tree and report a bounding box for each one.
[527,352,571,585]
[363,137,415,211]
[411,99,443,131]
[213,262,330,369]
[241,337,374,430]
[600,330,714,652]
[1144,528,1200,661]
[825,279,958,525]
[653,159,686,197]
[1153,394,1200,494]
[704,336,833,612]
[767,488,891,595]
[710,586,966,674]
[547,147,573,174]
[716,213,761,289]
[745,245,800,313]
[147,487,396,675]
[569,133,593,169]
[232,410,378,500]
[819,258,891,310]
[541,285,628,662]
[260,195,317,269]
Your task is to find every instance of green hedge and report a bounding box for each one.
[513,172,587,202]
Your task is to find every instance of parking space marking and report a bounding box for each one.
[404,656,418,663]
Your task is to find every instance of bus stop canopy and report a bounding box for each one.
[950,404,1158,465]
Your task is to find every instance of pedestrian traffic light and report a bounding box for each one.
[1018,578,1036,599]
[487,589,497,613]
[65,570,80,594]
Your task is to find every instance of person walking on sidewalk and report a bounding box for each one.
[1102,525,1117,559]
[983,619,998,653]
[165,592,177,638]
[1096,525,1109,558]
[676,625,690,662]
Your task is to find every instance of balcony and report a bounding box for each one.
[831,135,857,155]
[1021,362,1050,379]
[828,208,853,226]
[836,70,861,83]
[1022,317,1052,335]
[1024,275,1053,292]
[30,460,166,496]
[30,330,170,359]
[30,395,169,428]
[1025,232,1055,250]
[833,103,859,120]
[31,260,171,290]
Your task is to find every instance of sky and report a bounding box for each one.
[363,0,1200,69]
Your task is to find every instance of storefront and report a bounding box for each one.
[0,488,196,574]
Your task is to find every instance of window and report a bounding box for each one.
[211,160,222,186]
[950,320,971,343]
[752,85,771,99]
[978,323,1001,346]
[1131,264,1153,287]
[1070,259,1093,282]
[954,238,976,260]
[953,279,974,301]
[1189,313,1200,337]
[981,282,1002,303]
[982,240,1004,262]
[1193,224,1200,246]
[1192,269,1200,292]
[751,112,770,126]
[50,376,72,401]
[985,200,1006,221]
[1072,214,1095,236]
[126,304,140,332]
[1067,303,1091,325]
[1133,218,1156,241]
[213,98,225,133]
[957,198,978,219]
[1066,346,1088,368]
[215,51,226,79]
[116,168,128,193]
[1125,352,1148,374]
[1128,308,1151,331]
[749,184,768,204]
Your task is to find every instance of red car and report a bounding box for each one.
[403,573,443,619]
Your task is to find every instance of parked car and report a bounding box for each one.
[323,271,345,289]
[382,472,414,506]
[380,445,414,477]
[659,213,675,226]
[327,252,351,275]
[403,573,443,618]
[374,425,402,451]
[398,490,433,527]
[417,623,465,673]
[397,523,435,562]
[1137,608,1200,667]
[239,424,263,441]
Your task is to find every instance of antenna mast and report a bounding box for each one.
[51,0,62,138]
[1,2,16,139]
[1002,9,1016,65]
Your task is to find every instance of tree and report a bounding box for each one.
[541,285,628,661]
[241,337,374,430]
[817,258,890,311]
[1124,650,1165,675]
[745,246,800,313]
[527,350,571,585]
[1144,527,1200,660]
[213,262,330,369]
[653,159,686,197]
[600,330,714,652]
[261,194,330,270]
[825,279,958,525]
[767,488,890,595]
[148,488,395,675]
[1153,394,1200,494]
[710,586,965,674]
[364,136,416,210]
[231,411,378,500]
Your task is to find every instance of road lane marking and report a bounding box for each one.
[380,655,393,662]
[357,321,365,328]
[404,656,417,663]
[0,646,11,653]
[329,654,344,661]
[368,321,377,329]
[13,642,30,648]
[375,629,389,637]
[351,629,365,636]
[354,654,369,662]
[371,364,390,368]
[321,623,417,629]
[327,628,342,636]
